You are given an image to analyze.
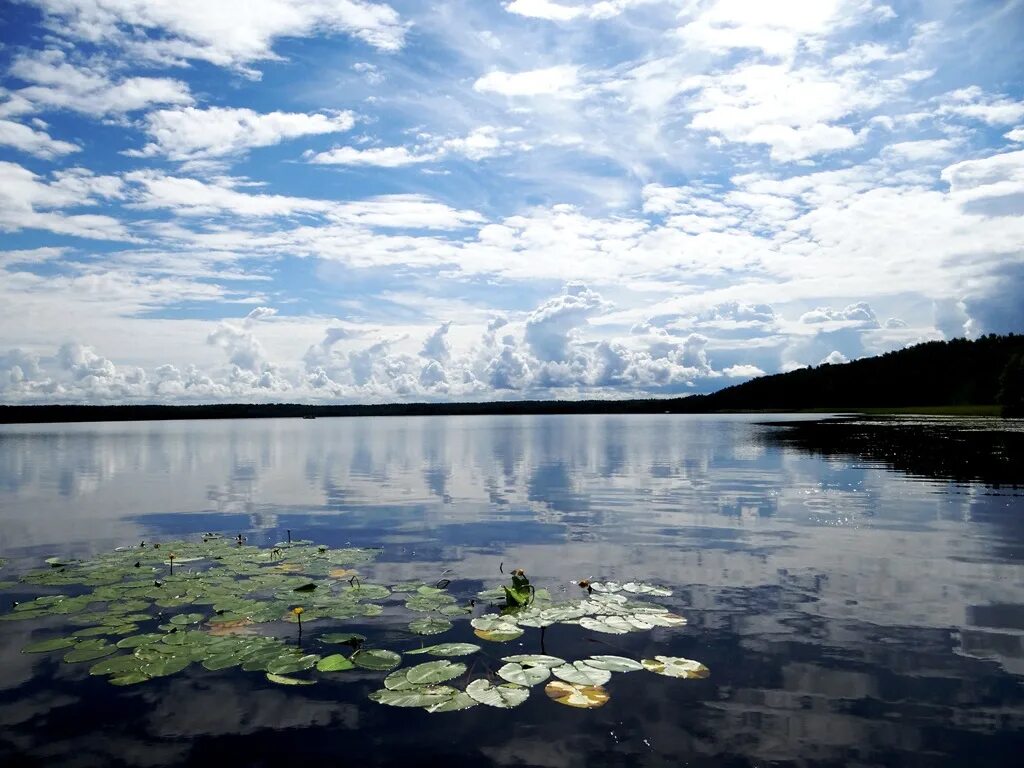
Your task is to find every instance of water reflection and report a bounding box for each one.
[0,414,1022,766]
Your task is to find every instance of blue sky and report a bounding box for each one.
[0,0,1022,403]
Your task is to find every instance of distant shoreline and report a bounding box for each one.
[0,402,1004,424]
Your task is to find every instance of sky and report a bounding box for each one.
[0,0,1022,404]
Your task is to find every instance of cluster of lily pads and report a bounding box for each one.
[1,534,709,712]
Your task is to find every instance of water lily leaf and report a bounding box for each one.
[109,672,150,686]
[369,686,457,708]
[72,626,114,638]
[351,649,402,671]
[641,612,687,628]
[544,680,610,709]
[406,643,480,657]
[316,654,354,672]
[202,653,243,671]
[169,612,205,626]
[589,581,622,593]
[116,633,165,649]
[328,568,359,579]
[502,654,566,668]
[438,604,472,617]
[22,637,77,653]
[267,673,315,686]
[578,616,632,635]
[424,692,478,713]
[319,632,366,645]
[641,656,710,679]
[552,661,612,686]
[466,679,529,709]
[408,617,452,636]
[473,627,524,643]
[64,643,116,663]
[405,660,467,686]
[621,582,672,597]
[498,662,550,687]
[344,584,390,600]
[266,653,319,675]
[583,655,643,672]
[142,655,191,677]
[89,655,143,676]
[384,669,417,691]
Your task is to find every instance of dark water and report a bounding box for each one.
[0,414,1021,767]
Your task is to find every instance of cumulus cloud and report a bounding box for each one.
[5,49,192,117]
[24,0,409,75]
[0,119,79,159]
[474,66,579,97]
[504,0,655,21]
[799,302,880,327]
[524,283,609,362]
[129,107,356,162]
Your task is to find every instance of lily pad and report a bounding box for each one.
[406,643,480,657]
[501,654,565,668]
[583,655,643,672]
[369,686,458,708]
[64,643,116,663]
[424,692,478,713]
[404,660,467,686]
[266,653,319,676]
[351,649,402,671]
[319,632,366,645]
[22,637,77,653]
[621,582,672,597]
[545,680,610,708]
[552,661,612,686]
[641,656,710,679]
[141,655,191,677]
[168,612,205,626]
[466,679,529,709]
[316,654,355,672]
[578,616,632,635]
[408,617,452,636]
[497,662,550,687]
[267,673,315,686]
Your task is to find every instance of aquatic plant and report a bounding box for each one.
[2,533,709,713]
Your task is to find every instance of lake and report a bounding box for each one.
[0,414,1021,767]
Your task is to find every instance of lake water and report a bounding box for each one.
[0,414,1022,766]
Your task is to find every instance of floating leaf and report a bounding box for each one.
[641,656,710,679]
[466,679,529,709]
[141,655,191,677]
[328,568,359,579]
[579,616,632,635]
[641,612,687,628]
[408,617,452,636]
[369,686,457,708]
[621,582,672,597]
[89,655,144,676]
[583,655,643,672]
[116,633,165,649]
[424,692,478,713]
[589,581,622,593]
[544,680,609,709]
[168,612,205,626]
[316,654,355,672]
[319,632,366,645]
[498,662,550,687]
[266,653,319,676]
[64,643,116,663]
[473,627,523,643]
[404,660,467,686]
[502,654,566,668]
[267,673,315,686]
[22,637,77,653]
[351,649,402,671]
[406,643,480,657]
[109,672,149,686]
[552,661,612,686]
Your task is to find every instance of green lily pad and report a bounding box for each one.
[266,653,319,675]
[578,616,632,635]
[116,633,165,649]
[316,654,355,672]
[406,643,480,657]
[319,632,366,645]
[498,662,550,687]
[502,654,565,668]
[621,582,672,597]
[22,637,77,653]
[142,655,192,677]
[109,672,150,686]
[267,673,315,685]
[552,661,612,686]
[424,692,478,713]
[64,643,116,663]
[641,656,710,679]
[351,649,402,671]
[408,617,452,636]
[369,686,458,707]
[89,655,144,676]
[169,612,206,626]
[404,660,467,686]
[583,655,643,672]
[466,679,529,709]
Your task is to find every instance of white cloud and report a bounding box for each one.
[130,107,355,162]
[0,119,79,159]
[799,302,880,327]
[882,139,957,161]
[821,350,849,365]
[474,66,579,97]
[504,0,655,21]
[939,87,1024,126]
[25,0,409,75]
[1006,128,1024,143]
[306,145,436,167]
[6,49,192,117]
[723,364,766,378]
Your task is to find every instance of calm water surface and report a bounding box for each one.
[0,414,1021,767]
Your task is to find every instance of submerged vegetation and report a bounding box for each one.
[2,534,707,713]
